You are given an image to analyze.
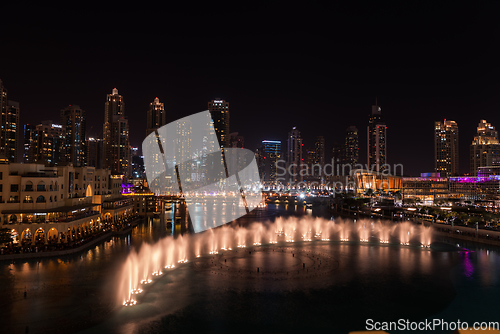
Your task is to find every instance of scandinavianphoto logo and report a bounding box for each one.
[142,110,263,232]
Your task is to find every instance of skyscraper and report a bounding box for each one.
[344,126,359,166]
[435,119,459,177]
[86,137,103,169]
[208,99,229,147]
[3,100,19,163]
[470,119,500,176]
[34,121,66,166]
[23,124,37,163]
[314,136,325,166]
[131,147,145,179]
[146,97,166,137]
[61,105,86,166]
[0,80,6,114]
[367,103,387,173]
[261,140,281,184]
[103,88,131,176]
[228,132,246,183]
[229,132,244,148]
[287,127,303,184]
[0,80,20,163]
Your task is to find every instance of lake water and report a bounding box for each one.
[0,204,498,333]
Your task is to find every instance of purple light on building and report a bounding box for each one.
[122,183,133,194]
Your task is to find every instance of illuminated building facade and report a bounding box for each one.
[61,105,86,166]
[261,140,281,184]
[353,169,401,193]
[32,121,66,166]
[305,149,316,166]
[478,166,500,177]
[401,172,500,205]
[470,119,500,176]
[367,104,387,173]
[0,163,133,244]
[103,88,131,176]
[23,124,36,163]
[145,97,166,137]
[435,119,459,177]
[131,147,145,179]
[449,176,500,204]
[0,80,20,163]
[402,174,449,205]
[344,126,359,166]
[208,99,229,147]
[287,127,303,184]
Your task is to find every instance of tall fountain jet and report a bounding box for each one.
[142,110,263,233]
[118,216,433,306]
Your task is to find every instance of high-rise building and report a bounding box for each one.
[344,126,359,166]
[287,127,303,184]
[23,124,37,163]
[34,121,66,166]
[0,80,6,114]
[261,140,282,184]
[103,88,131,176]
[435,119,459,177]
[305,149,317,165]
[367,103,387,173]
[146,97,166,137]
[3,100,20,163]
[227,132,246,183]
[0,80,20,163]
[255,146,265,182]
[131,147,145,179]
[0,80,8,158]
[104,88,125,122]
[470,119,500,176]
[303,147,322,184]
[61,105,86,166]
[332,142,343,165]
[208,99,229,147]
[86,137,103,169]
[229,132,244,148]
[314,136,325,166]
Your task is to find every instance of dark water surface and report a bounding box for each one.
[0,204,498,334]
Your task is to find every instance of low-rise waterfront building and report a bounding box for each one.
[449,176,500,205]
[353,169,401,193]
[401,173,449,205]
[401,171,500,206]
[0,163,134,246]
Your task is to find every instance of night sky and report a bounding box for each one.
[2,2,500,176]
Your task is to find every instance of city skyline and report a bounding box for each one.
[2,2,499,177]
[2,3,500,333]
[7,79,500,178]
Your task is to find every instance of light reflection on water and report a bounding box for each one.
[0,204,499,334]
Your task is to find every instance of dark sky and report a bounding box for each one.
[1,1,500,176]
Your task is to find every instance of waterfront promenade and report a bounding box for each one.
[0,217,142,261]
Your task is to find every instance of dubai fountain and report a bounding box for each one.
[118,216,433,307]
